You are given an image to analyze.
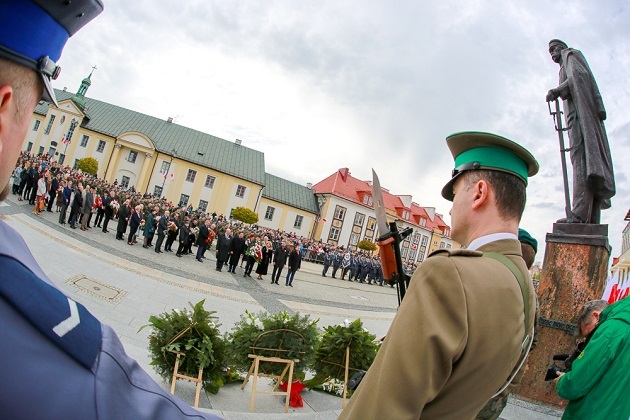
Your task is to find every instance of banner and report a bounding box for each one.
[601,270,630,303]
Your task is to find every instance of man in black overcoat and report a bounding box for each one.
[116,199,130,240]
[215,228,232,272]
[195,220,210,262]
[271,241,288,285]
[228,231,246,273]
[154,210,169,253]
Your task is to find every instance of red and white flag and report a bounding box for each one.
[602,270,629,304]
[61,135,67,144]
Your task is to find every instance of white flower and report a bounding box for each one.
[254,319,263,330]
[344,319,350,328]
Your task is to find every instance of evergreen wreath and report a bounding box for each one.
[308,318,380,393]
[140,300,228,394]
[226,310,320,379]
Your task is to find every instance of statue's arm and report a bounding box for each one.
[546,79,570,102]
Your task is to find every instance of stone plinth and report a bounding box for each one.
[513,223,610,407]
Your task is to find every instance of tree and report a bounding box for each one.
[76,157,99,175]
[231,206,258,224]
[357,239,377,252]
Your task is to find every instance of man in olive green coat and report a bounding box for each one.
[340,132,538,419]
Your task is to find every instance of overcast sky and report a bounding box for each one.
[53,0,629,264]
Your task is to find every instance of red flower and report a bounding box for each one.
[279,380,306,407]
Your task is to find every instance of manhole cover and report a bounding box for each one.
[67,274,126,303]
[349,295,369,301]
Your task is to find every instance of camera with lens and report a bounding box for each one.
[544,341,585,381]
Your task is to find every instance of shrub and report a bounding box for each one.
[356,239,377,252]
[231,206,259,224]
[76,157,99,175]
[141,300,228,394]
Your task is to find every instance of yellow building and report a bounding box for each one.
[22,75,318,235]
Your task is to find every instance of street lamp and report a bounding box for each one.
[159,149,177,196]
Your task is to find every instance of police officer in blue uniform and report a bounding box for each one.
[321,248,333,276]
[0,2,220,418]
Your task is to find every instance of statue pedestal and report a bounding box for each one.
[513,223,610,407]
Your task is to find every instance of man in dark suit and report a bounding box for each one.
[215,228,232,272]
[46,174,60,212]
[68,184,83,229]
[101,191,114,233]
[271,241,288,284]
[154,210,169,253]
[285,244,301,287]
[176,220,190,257]
[58,180,72,225]
[195,219,210,262]
[229,232,246,274]
[116,199,130,240]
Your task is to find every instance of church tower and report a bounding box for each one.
[72,65,96,110]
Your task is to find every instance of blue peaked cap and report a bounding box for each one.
[0,0,103,107]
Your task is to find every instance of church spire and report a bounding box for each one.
[73,65,96,110]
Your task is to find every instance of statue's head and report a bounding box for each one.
[549,39,568,64]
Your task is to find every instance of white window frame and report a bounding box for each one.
[294,214,303,229]
[264,206,275,221]
[328,227,340,241]
[80,134,89,147]
[334,205,346,220]
[128,150,138,163]
[96,140,106,153]
[204,175,216,189]
[236,185,246,198]
[186,169,197,183]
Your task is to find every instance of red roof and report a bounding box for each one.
[312,168,451,236]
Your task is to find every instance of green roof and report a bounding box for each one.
[35,90,266,185]
[263,173,319,214]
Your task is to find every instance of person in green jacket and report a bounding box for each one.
[555,297,630,419]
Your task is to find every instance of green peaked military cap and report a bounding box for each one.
[441,131,539,201]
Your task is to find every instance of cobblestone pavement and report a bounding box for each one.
[0,195,563,418]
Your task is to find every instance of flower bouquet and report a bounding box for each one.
[245,241,263,263]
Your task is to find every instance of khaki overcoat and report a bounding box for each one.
[340,239,535,419]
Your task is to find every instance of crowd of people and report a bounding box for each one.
[11,152,398,287]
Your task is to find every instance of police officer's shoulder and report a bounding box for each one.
[428,248,483,259]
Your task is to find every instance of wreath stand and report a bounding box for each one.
[322,346,356,408]
[170,351,204,408]
[166,327,204,408]
[240,329,306,413]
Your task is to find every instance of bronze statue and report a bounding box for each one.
[546,39,615,224]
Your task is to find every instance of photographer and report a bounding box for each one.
[554,298,629,419]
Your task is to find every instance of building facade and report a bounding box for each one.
[312,168,458,263]
[23,76,452,245]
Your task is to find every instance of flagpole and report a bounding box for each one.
[159,149,177,197]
